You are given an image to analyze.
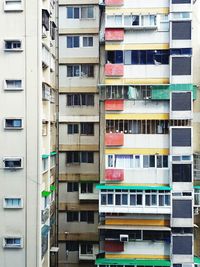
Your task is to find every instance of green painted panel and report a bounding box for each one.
[42,154,49,159]
[50,151,57,156]
[96,184,171,191]
[41,191,51,197]
[151,84,197,100]
[194,257,200,264]
[95,258,171,266]
[50,185,56,192]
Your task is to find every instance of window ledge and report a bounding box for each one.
[4,49,23,52]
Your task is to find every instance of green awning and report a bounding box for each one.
[194,257,200,264]
[42,154,49,159]
[50,185,56,192]
[41,190,51,197]
[96,184,171,191]
[194,186,200,190]
[50,151,57,156]
[95,258,171,266]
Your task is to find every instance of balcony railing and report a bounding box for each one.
[105,0,124,6]
[105,64,124,76]
[105,29,124,41]
[105,133,124,146]
[105,99,124,111]
[105,169,124,181]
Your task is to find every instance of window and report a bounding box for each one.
[4,118,23,129]
[4,40,22,51]
[67,182,78,192]
[80,123,94,135]
[172,57,191,75]
[81,183,93,193]
[68,124,79,134]
[81,152,94,163]
[42,122,48,136]
[67,211,79,222]
[83,37,93,47]
[172,199,192,218]
[67,65,80,77]
[42,9,50,31]
[67,94,94,106]
[4,0,22,11]
[67,65,94,77]
[171,92,191,111]
[172,236,192,255]
[172,0,191,3]
[67,36,80,48]
[66,241,79,251]
[67,7,80,19]
[172,128,191,146]
[80,211,94,223]
[67,6,94,19]
[172,21,191,40]
[3,237,23,248]
[143,155,155,168]
[42,158,48,172]
[66,152,94,164]
[81,6,94,19]
[172,164,192,182]
[80,243,93,254]
[4,80,22,90]
[107,154,168,169]
[100,189,170,207]
[108,50,169,65]
[66,151,80,164]
[3,198,23,208]
[3,157,23,169]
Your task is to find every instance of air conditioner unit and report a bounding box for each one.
[120,234,129,242]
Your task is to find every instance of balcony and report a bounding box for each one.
[105,99,124,111]
[105,169,124,181]
[105,133,124,146]
[105,29,124,41]
[105,241,124,252]
[105,0,124,6]
[105,64,124,77]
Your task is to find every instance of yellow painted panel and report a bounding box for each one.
[105,254,170,260]
[105,219,170,226]
[105,113,169,120]
[106,7,169,15]
[105,78,169,85]
[105,148,169,155]
[105,43,169,51]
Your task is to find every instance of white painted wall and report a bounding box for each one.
[123,134,169,149]
[124,65,169,79]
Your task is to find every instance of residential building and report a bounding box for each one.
[0,0,58,266]
[96,0,200,267]
[58,1,100,267]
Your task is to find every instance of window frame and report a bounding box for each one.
[3,197,23,209]
[3,237,23,248]
[4,118,23,130]
[4,79,23,91]
[4,39,22,51]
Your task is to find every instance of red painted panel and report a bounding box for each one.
[105,241,124,252]
[105,64,124,76]
[105,133,124,146]
[105,169,124,181]
[105,29,124,41]
[105,100,124,111]
[105,0,124,6]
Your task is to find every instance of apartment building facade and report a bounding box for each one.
[58,1,100,266]
[0,0,58,267]
[96,0,200,267]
